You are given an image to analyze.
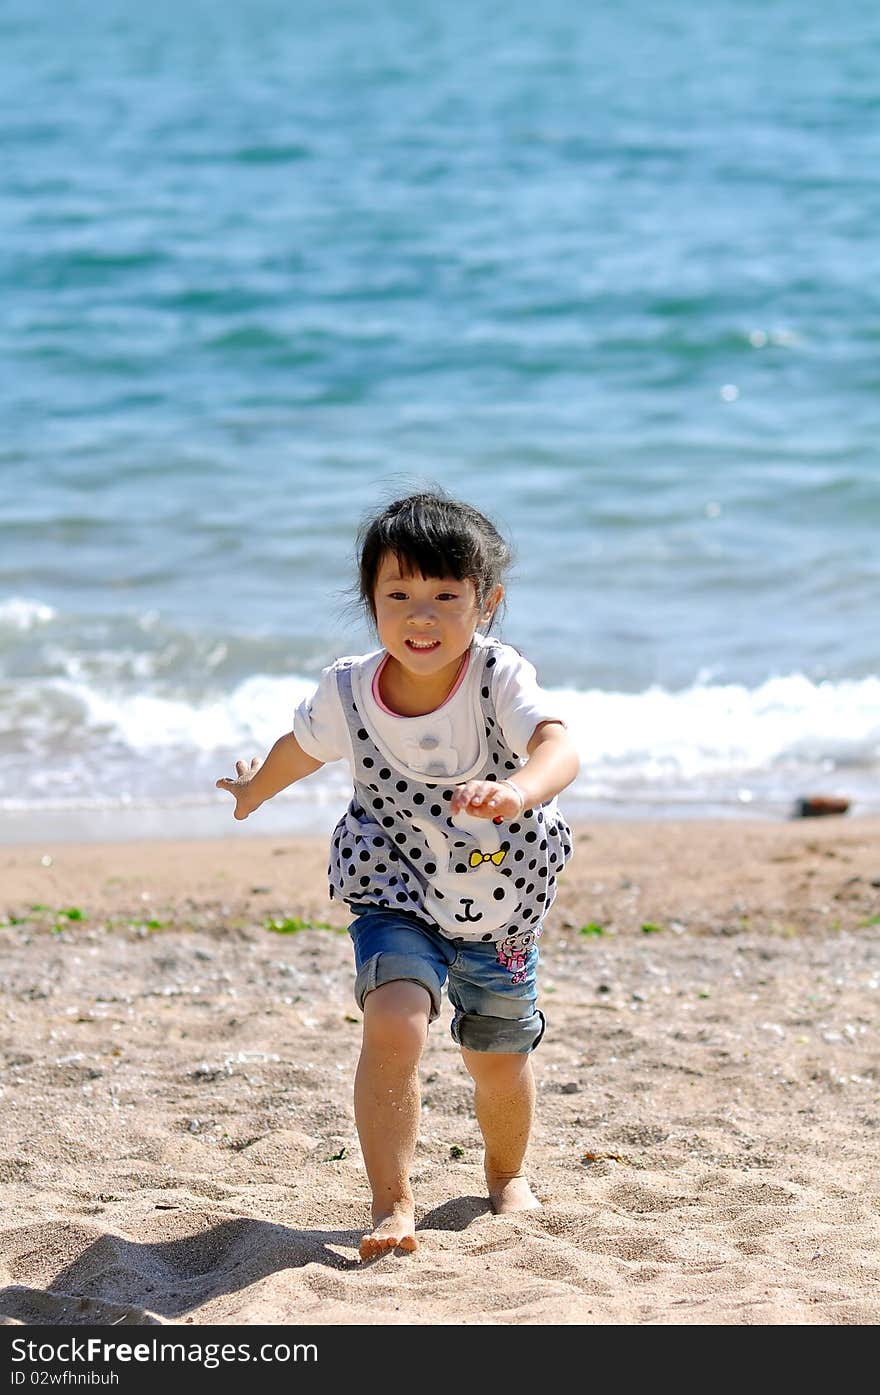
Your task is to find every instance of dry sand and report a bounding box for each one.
[1,816,879,1326]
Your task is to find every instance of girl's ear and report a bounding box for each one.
[482,583,504,622]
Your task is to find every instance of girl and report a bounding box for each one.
[216,491,578,1260]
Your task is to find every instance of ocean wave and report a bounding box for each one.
[40,673,317,752]
[0,597,56,630]
[549,673,880,783]
[1,672,877,816]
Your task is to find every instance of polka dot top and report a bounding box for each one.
[327,641,574,958]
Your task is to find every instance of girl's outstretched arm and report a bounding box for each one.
[216,733,324,820]
[451,720,579,819]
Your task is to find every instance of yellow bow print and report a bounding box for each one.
[469,849,506,869]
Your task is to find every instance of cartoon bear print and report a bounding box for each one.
[408,808,519,939]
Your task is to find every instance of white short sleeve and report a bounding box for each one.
[490,645,567,758]
[293,663,349,764]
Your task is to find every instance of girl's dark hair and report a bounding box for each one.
[357,490,512,630]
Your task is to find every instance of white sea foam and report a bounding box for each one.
[0,597,56,630]
[22,670,880,774]
[2,670,878,815]
[548,673,880,785]
[46,674,317,751]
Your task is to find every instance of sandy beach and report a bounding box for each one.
[1,815,879,1326]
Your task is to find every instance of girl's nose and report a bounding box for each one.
[407,603,437,625]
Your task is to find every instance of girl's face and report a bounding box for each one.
[373,553,501,682]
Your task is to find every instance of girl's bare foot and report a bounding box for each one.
[359,1201,418,1260]
[487,1173,541,1214]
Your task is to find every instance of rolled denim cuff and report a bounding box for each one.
[451,1007,546,1054]
[354,951,444,1022]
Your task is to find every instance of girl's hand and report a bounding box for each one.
[215,757,263,820]
[451,779,524,820]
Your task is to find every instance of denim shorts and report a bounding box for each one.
[347,904,545,1055]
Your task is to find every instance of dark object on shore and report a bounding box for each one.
[793,796,850,818]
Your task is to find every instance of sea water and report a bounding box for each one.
[2,0,878,839]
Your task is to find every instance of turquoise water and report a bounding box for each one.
[2,1,879,831]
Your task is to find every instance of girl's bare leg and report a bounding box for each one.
[354,980,431,1259]
[461,1048,541,1212]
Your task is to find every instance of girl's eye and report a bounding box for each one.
[384,590,458,600]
